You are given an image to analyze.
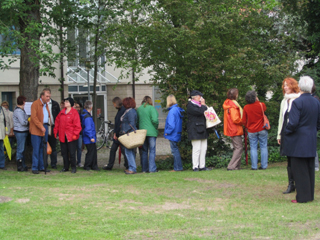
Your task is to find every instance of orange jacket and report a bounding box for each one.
[29,98,51,137]
[223,99,243,137]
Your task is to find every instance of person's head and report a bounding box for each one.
[84,100,93,111]
[227,88,239,100]
[64,97,74,108]
[299,76,314,93]
[282,77,300,95]
[60,101,65,109]
[112,97,123,109]
[74,102,81,111]
[245,91,257,104]
[40,88,51,103]
[17,96,27,106]
[190,90,203,102]
[122,97,136,109]
[1,101,9,109]
[141,96,153,107]
[166,94,177,108]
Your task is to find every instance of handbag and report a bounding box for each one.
[118,124,147,149]
[204,107,221,128]
[47,142,52,155]
[260,103,270,130]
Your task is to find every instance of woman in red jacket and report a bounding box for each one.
[223,88,244,170]
[54,97,82,173]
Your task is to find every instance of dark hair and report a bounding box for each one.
[122,97,136,109]
[112,97,123,108]
[141,96,153,107]
[245,91,257,104]
[227,88,239,100]
[17,96,27,105]
[40,88,51,97]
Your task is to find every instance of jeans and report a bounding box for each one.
[170,140,183,171]
[141,136,157,172]
[0,140,4,168]
[76,135,82,164]
[248,130,268,169]
[125,147,136,172]
[31,124,48,171]
[14,131,28,168]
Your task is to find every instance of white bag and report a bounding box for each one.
[204,107,221,128]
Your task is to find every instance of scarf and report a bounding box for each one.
[191,99,202,107]
[120,108,132,122]
[283,93,300,119]
[232,100,243,118]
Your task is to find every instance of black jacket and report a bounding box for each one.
[186,101,208,140]
[51,99,60,123]
[114,106,126,137]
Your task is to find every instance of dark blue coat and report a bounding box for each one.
[164,104,184,142]
[283,93,320,158]
[81,109,96,144]
[120,108,137,134]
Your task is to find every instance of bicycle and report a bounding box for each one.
[96,114,114,150]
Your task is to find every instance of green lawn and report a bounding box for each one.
[1,162,320,239]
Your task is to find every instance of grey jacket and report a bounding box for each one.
[13,106,29,132]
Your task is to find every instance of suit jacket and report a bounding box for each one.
[29,98,51,137]
[283,93,320,158]
[186,101,208,140]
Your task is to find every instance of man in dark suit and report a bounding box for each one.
[48,96,61,169]
[284,76,320,203]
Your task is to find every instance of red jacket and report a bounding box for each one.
[223,99,243,137]
[53,108,81,143]
[242,101,266,133]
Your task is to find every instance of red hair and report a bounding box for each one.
[122,97,136,109]
[282,77,300,95]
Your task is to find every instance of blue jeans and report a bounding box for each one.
[141,137,157,172]
[170,141,183,171]
[125,148,136,172]
[0,140,4,168]
[14,131,28,168]
[248,130,268,169]
[31,125,48,171]
[76,135,82,164]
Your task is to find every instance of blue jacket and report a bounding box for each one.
[120,108,137,134]
[81,109,96,144]
[164,104,184,142]
[283,93,320,158]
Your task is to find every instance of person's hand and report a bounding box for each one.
[91,138,95,142]
[277,139,281,145]
[113,133,117,141]
[9,129,14,137]
[41,126,46,133]
[72,135,77,140]
[200,97,206,105]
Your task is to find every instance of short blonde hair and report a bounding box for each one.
[166,94,177,108]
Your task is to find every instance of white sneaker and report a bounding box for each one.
[315,168,319,172]
[77,163,84,167]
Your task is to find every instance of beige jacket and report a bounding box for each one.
[0,107,10,140]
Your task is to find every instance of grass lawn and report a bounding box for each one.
[1,162,320,239]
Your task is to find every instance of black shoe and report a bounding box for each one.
[51,166,57,169]
[60,169,69,172]
[71,168,76,173]
[251,168,257,170]
[32,170,39,174]
[40,169,51,172]
[17,159,24,171]
[193,168,199,172]
[24,166,29,171]
[0,167,7,170]
[200,167,212,171]
[84,167,91,171]
[258,167,266,170]
[102,166,112,170]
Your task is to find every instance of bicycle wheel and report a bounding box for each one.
[105,129,114,149]
[96,131,106,150]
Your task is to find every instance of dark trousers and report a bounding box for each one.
[107,140,128,169]
[60,137,77,170]
[84,143,98,170]
[291,157,315,202]
[48,126,57,167]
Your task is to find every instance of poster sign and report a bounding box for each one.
[24,102,33,116]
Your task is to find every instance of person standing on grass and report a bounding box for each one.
[81,100,99,171]
[187,90,211,171]
[0,104,10,170]
[47,95,60,169]
[74,102,84,168]
[120,97,138,175]
[242,91,268,170]
[103,97,128,171]
[1,101,14,146]
[13,96,29,171]
[222,88,243,171]
[164,95,184,172]
[54,97,82,173]
[277,77,300,194]
[283,76,320,203]
[29,88,52,174]
[137,96,159,173]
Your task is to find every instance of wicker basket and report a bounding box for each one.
[118,129,147,149]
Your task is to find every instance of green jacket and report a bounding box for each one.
[137,104,159,137]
